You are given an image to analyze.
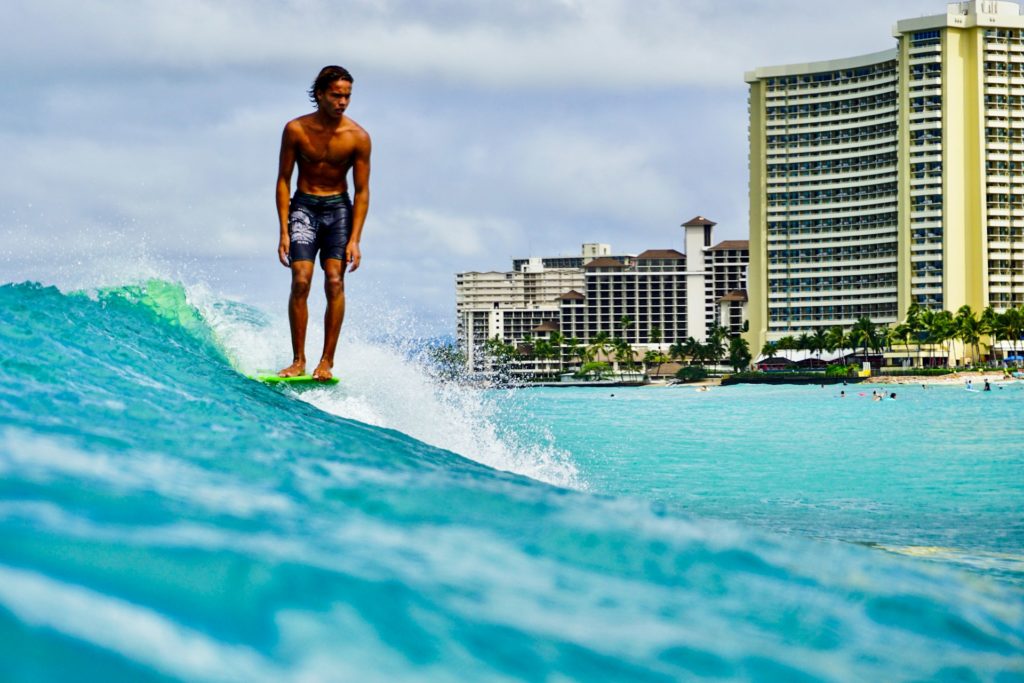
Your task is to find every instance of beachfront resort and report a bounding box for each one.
[454,1,1024,382]
[455,218,749,381]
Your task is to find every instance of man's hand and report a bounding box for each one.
[278,235,291,267]
[346,241,361,272]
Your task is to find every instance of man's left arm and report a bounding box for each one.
[346,132,372,272]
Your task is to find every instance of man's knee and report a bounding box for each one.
[290,276,312,298]
[324,273,345,297]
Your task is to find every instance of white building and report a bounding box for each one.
[455,220,749,376]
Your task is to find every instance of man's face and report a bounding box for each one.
[317,79,352,118]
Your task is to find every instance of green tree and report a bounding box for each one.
[825,325,847,364]
[980,306,1000,363]
[728,336,752,372]
[649,325,662,346]
[643,349,669,377]
[575,361,612,380]
[684,337,704,367]
[926,310,956,366]
[777,335,797,354]
[612,337,637,371]
[848,316,879,364]
[904,301,926,368]
[810,327,828,361]
[427,341,467,381]
[704,326,728,366]
[668,341,687,365]
[587,331,612,362]
[619,315,635,343]
[955,305,982,365]
[565,337,585,368]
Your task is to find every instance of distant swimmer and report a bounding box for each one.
[840,390,846,398]
[966,379,973,391]
[889,392,897,400]
[984,379,991,391]
[276,65,372,382]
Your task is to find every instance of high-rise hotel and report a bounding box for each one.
[745,0,1024,352]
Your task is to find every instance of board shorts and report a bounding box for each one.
[288,192,352,266]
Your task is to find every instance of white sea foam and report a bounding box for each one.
[190,286,582,489]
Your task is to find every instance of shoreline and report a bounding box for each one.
[870,370,1016,386]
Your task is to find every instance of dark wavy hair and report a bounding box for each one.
[308,65,354,106]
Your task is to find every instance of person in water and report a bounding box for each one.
[276,65,372,381]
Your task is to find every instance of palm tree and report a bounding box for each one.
[905,302,926,368]
[587,331,612,363]
[825,325,847,364]
[796,332,812,356]
[683,337,703,366]
[848,316,878,365]
[612,337,635,371]
[980,306,1000,363]
[810,327,828,361]
[955,305,983,366]
[649,325,662,347]
[927,310,956,366]
[643,349,669,377]
[618,315,635,344]
[776,335,797,360]
[1001,306,1024,362]
[668,341,687,365]
[892,322,913,367]
[728,336,752,372]
[565,337,585,368]
[705,331,728,368]
[760,340,778,360]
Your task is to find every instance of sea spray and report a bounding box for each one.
[191,284,581,488]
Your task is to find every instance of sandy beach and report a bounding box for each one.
[871,370,1020,386]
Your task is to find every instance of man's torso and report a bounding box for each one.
[291,113,365,196]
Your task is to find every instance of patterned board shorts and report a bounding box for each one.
[288,192,352,266]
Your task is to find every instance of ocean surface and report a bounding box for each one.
[1,278,1022,682]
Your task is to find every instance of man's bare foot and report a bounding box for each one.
[278,360,306,378]
[312,359,333,382]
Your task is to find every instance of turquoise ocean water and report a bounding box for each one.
[1,279,1022,682]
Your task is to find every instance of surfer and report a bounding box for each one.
[276,65,372,382]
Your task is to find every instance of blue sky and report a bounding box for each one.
[1,0,941,336]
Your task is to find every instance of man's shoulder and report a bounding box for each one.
[285,113,317,131]
[343,117,370,141]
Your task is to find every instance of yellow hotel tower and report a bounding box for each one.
[746,0,1024,353]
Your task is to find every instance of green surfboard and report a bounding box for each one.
[250,373,340,387]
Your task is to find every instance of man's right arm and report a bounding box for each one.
[276,123,297,267]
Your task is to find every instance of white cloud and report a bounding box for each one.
[3,1,943,87]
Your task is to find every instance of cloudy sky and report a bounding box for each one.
[1,0,942,336]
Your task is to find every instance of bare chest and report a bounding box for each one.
[295,130,356,166]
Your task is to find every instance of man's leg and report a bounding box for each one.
[279,260,315,377]
[313,259,345,381]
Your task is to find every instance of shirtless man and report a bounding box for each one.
[276,65,371,381]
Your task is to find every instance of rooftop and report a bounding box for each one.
[682,216,717,227]
[584,257,627,270]
[709,240,750,252]
[636,249,685,260]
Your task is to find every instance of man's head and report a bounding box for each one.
[309,65,354,115]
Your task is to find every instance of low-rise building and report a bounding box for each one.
[455,218,749,378]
